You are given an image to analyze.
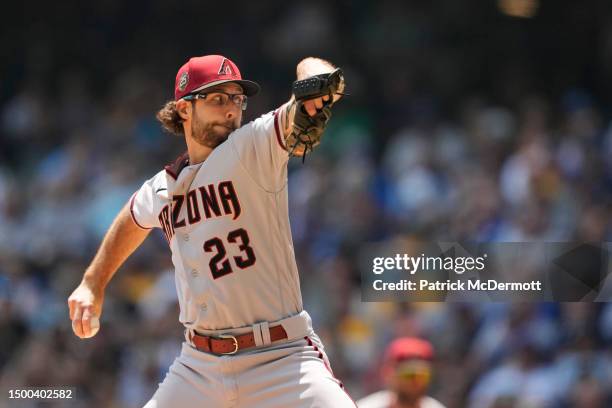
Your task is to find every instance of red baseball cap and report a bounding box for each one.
[384,337,434,364]
[174,55,260,101]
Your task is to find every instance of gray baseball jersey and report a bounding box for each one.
[130,110,303,331]
[131,110,356,407]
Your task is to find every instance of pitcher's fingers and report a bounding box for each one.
[71,306,84,338]
[323,95,330,102]
[68,298,75,320]
[81,308,93,337]
[314,98,323,110]
[303,100,317,116]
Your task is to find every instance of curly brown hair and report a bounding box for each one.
[156,101,184,136]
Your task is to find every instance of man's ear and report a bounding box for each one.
[176,99,191,121]
[381,364,396,387]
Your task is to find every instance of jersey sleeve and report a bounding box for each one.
[129,172,165,229]
[229,109,290,192]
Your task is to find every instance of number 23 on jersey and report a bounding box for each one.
[203,228,256,279]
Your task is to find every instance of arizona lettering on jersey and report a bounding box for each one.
[129,110,303,331]
[157,181,242,242]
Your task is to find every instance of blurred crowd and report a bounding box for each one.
[2,1,612,407]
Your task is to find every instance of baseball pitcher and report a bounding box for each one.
[67,54,355,407]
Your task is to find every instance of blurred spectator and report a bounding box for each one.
[357,337,445,408]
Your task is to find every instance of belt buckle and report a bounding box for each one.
[217,334,239,355]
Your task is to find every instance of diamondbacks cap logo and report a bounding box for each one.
[178,71,189,91]
[218,58,237,77]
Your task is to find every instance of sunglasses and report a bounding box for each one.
[183,91,248,111]
[394,361,432,383]
[395,369,431,382]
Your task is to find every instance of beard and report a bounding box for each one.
[190,116,237,148]
[395,389,420,406]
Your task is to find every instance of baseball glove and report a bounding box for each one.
[287,69,345,160]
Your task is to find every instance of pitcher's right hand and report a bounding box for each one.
[68,281,104,339]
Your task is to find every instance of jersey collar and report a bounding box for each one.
[164,151,190,180]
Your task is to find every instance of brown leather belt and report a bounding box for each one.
[190,325,288,355]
